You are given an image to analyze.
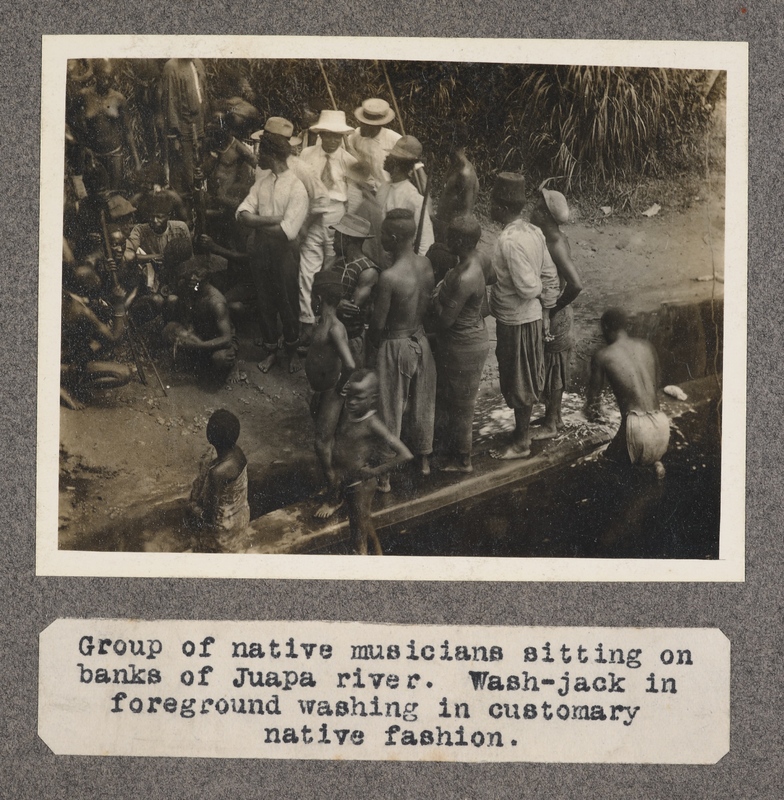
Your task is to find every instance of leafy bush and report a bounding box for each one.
[111,58,717,205]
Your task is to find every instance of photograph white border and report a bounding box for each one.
[36,35,748,581]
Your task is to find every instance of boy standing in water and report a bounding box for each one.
[306,272,356,519]
[332,370,413,555]
[189,409,251,552]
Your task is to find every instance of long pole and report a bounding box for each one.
[379,61,425,195]
[129,317,168,397]
[414,172,431,256]
[99,210,147,385]
[317,60,338,110]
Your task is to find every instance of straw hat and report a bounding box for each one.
[330,213,374,239]
[106,194,136,219]
[250,116,295,139]
[354,98,395,126]
[310,109,354,134]
[540,187,569,224]
[388,135,423,162]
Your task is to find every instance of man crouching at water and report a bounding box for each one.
[586,308,669,479]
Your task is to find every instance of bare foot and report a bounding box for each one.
[419,454,431,476]
[531,424,559,441]
[226,363,242,384]
[60,387,84,410]
[258,353,277,373]
[288,353,303,374]
[654,461,666,480]
[440,457,473,473]
[490,442,532,460]
[314,499,343,519]
[377,475,391,493]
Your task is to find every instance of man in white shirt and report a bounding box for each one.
[298,110,363,338]
[236,118,309,374]
[376,136,434,257]
[488,172,560,460]
[346,98,402,188]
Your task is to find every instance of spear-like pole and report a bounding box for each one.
[379,61,425,195]
[317,60,338,110]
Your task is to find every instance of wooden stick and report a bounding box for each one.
[317,60,338,110]
[379,61,425,194]
[129,317,167,397]
[414,172,431,256]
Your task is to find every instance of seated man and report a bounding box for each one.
[163,260,238,383]
[586,307,669,479]
[60,265,131,409]
[125,195,194,320]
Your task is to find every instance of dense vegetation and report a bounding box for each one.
[112,58,718,211]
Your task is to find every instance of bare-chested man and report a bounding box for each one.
[305,272,356,519]
[163,262,239,383]
[75,59,141,189]
[586,308,669,479]
[369,208,436,484]
[433,122,479,243]
[530,187,583,440]
[60,265,131,409]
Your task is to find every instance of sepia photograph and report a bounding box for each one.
[37,37,747,580]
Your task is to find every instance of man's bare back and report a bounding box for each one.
[594,336,660,417]
[374,252,434,333]
[437,160,479,224]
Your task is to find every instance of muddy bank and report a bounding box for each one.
[58,178,725,551]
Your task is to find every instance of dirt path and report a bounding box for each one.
[58,174,724,549]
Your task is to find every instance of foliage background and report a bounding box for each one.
[113,58,721,215]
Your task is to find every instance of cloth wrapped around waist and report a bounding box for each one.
[625,409,670,465]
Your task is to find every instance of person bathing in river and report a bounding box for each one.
[585,308,669,479]
[305,272,356,519]
[431,215,490,473]
[188,409,251,553]
[330,370,413,555]
[529,185,583,441]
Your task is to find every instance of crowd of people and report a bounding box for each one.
[61,58,670,555]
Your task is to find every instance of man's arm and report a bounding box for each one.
[330,323,356,380]
[348,266,379,312]
[178,298,233,352]
[368,273,392,348]
[585,351,606,420]
[235,185,286,233]
[360,417,414,479]
[433,272,473,330]
[549,237,583,312]
[503,235,543,301]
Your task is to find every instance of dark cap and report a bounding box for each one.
[491,172,527,206]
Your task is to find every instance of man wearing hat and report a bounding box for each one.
[346,98,402,187]
[326,213,380,367]
[376,136,434,256]
[298,110,363,339]
[530,185,583,441]
[488,172,560,460]
[236,118,309,373]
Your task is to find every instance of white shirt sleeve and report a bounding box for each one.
[280,178,309,241]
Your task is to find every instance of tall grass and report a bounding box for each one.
[112,58,716,207]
